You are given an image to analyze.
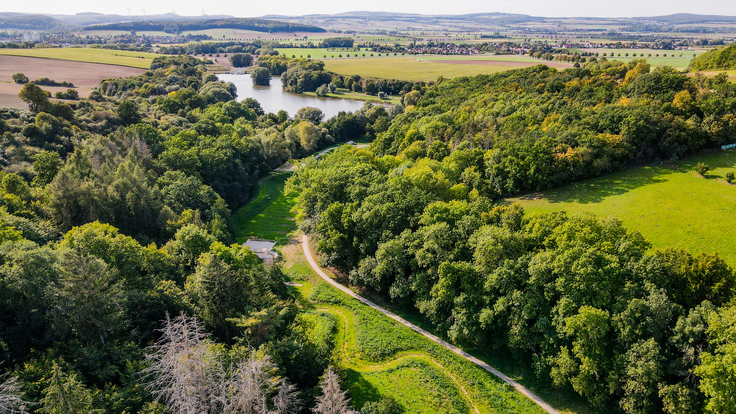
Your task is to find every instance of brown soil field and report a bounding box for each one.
[0,56,145,109]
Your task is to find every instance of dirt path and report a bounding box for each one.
[302,234,559,414]
[315,143,368,159]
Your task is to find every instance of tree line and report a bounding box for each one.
[85,18,326,34]
[288,60,736,413]
[0,54,403,413]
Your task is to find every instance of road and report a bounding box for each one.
[315,143,368,159]
[301,234,560,414]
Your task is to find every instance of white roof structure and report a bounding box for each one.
[244,239,278,265]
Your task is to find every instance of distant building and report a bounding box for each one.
[243,239,278,265]
[23,34,41,42]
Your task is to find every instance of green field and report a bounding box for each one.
[232,171,298,245]
[302,89,402,105]
[276,47,401,59]
[0,48,158,69]
[323,56,540,82]
[584,48,705,69]
[504,150,736,267]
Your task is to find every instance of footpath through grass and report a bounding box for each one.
[233,168,551,413]
[0,48,158,69]
[504,150,736,267]
[281,242,547,414]
[232,171,297,245]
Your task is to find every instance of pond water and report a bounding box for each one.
[218,74,373,120]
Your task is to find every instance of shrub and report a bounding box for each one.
[12,73,29,84]
[694,163,710,176]
[726,172,735,184]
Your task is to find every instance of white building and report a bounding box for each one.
[243,239,278,265]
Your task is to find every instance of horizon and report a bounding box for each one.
[2,0,736,20]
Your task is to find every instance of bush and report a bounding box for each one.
[694,163,710,176]
[12,73,29,84]
[316,84,329,97]
[726,172,735,184]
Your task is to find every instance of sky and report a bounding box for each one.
[3,0,736,19]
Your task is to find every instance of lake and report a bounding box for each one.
[218,74,373,120]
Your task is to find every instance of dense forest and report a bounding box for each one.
[289,61,736,413]
[0,55,398,413]
[689,43,736,70]
[84,18,326,34]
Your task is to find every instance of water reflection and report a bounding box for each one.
[218,74,379,120]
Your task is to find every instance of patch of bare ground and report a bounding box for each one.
[0,56,145,109]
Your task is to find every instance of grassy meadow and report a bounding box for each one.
[323,56,536,81]
[582,48,705,69]
[0,48,157,68]
[281,244,549,414]
[231,171,298,245]
[504,150,736,267]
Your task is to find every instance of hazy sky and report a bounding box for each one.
[3,0,736,19]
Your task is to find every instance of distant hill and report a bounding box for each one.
[0,13,69,30]
[50,12,234,27]
[637,13,736,24]
[263,11,543,25]
[83,18,326,34]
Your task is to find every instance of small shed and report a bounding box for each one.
[243,239,278,265]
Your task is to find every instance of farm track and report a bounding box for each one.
[316,306,482,414]
[302,234,560,414]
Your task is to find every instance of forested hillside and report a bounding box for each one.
[289,60,736,413]
[689,43,736,70]
[0,55,394,413]
[85,18,326,34]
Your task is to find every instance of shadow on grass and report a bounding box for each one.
[343,368,383,409]
[504,164,679,205]
[232,171,298,244]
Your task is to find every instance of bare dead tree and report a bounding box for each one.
[0,376,30,414]
[269,379,301,414]
[312,367,356,414]
[142,314,226,414]
[225,351,278,414]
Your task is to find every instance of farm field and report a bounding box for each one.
[504,150,736,268]
[0,55,146,108]
[691,69,736,80]
[322,56,569,81]
[301,89,403,105]
[0,48,158,69]
[582,48,705,69]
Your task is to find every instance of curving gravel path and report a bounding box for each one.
[302,234,560,414]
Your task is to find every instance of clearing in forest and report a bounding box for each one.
[504,150,736,268]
